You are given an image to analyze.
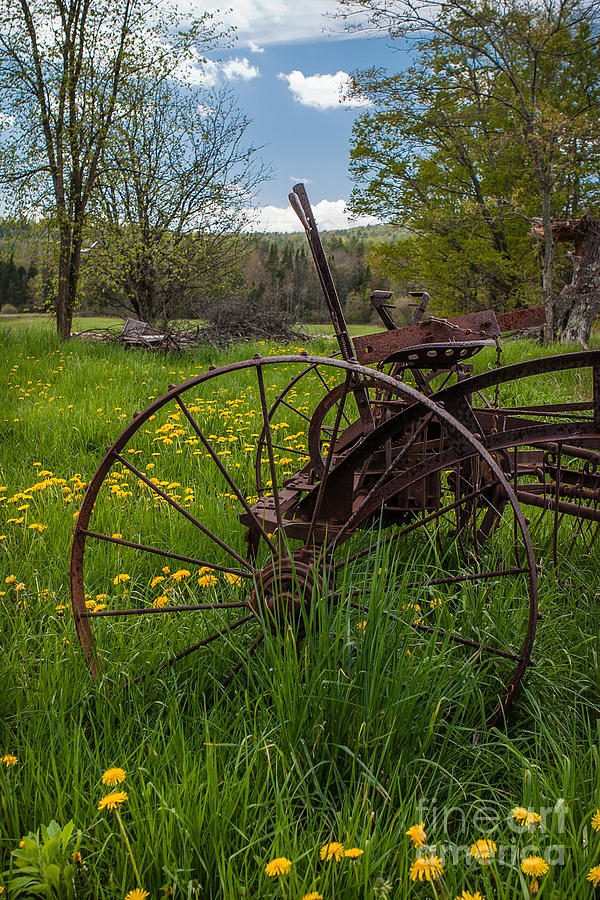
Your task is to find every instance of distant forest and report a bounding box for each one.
[0,219,421,326]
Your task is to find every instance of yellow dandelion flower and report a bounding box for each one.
[153,596,171,608]
[512,807,541,826]
[101,767,126,786]
[592,810,600,831]
[265,857,292,876]
[345,847,364,859]
[470,839,497,862]
[588,866,600,888]
[4,575,16,584]
[455,893,484,900]
[171,569,191,582]
[526,811,541,825]
[97,790,128,811]
[520,856,548,877]
[125,890,149,900]
[112,533,122,539]
[28,523,47,532]
[409,855,444,882]
[198,574,217,587]
[356,620,367,633]
[2,754,17,767]
[320,842,344,862]
[224,572,242,586]
[530,879,540,894]
[406,823,427,847]
[150,576,165,588]
[300,893,323,900]
[162,566,170,574]
[15,583,25,592]
[72,851,83,864]
[113,574,130,585]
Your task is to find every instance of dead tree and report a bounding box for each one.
[532,213,600,345]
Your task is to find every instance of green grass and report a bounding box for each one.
[0,313,384,338]
[0,313,126,331]
[1,323,600,899]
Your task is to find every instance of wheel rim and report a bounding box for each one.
[70,354,537,729]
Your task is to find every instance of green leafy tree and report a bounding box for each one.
[0,0,225,338]
[85,81,266,324]
[341,0,600,333]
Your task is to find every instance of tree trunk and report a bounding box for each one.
[55,221,84,340]
[56,229,72,341]
[552,215,600,346]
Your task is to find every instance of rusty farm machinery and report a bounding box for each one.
[70,184,600,729]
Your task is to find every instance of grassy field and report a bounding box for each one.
[1,320,600,899]
[0,313,387,338]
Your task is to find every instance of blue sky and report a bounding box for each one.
[187,0,407,231]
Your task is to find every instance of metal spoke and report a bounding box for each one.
[411,622,528,664]
[347,602,528,663]
[411,622,531,665]
[334,412,434,546]
[305,372,351,547]
[332,565,533,602]
[256,364,288,555]
[334,477,501,571]
[312,365,351,425]
[82,601,251,617]
[278,396,312,423]
[113,453,256,573]
[220,633,265,690]
[81,530,252,579]
[133,612,255,681]
[269,444,307,456]
[174,393,278,555]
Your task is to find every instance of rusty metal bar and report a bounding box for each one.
[82,601,250,617]
[81,530,252,578]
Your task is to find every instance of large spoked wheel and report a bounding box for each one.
[430,350,600,565]
[70,355,538,729]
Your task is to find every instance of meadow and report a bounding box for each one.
[1,319,600,900]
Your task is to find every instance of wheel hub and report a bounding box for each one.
[249,554,324,635]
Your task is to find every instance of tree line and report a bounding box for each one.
[0,220,417,325]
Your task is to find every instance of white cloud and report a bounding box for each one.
[222,57,261,80]
[247,198,380,233]
[278,70,370,110]
[290,176,314,185]
[179,0,366,48]
[179,54,260,87]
